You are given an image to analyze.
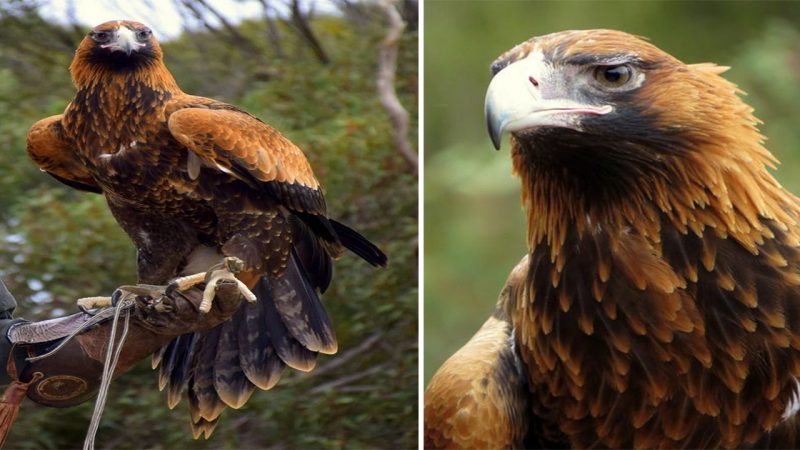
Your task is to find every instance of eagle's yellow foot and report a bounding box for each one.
[77,296,113,310]
[168,257,256,313]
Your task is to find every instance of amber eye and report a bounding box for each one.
[136,28,152,41]
[91,31,111,42]
[593,65,633,87]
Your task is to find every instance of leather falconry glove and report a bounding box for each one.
[5,280,242,408]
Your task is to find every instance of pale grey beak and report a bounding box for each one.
[485,56,612,150]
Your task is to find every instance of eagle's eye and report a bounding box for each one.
[91,31,111,43]
[136,28,152,41]
[593,65,633,88]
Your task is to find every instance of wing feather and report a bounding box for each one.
[166,100,326,214]
[425,256,567,449]
[26,114,101,193]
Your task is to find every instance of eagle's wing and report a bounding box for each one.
[26,114,101,194]
[167,97,387,267]
[166,97,325,215]
[425,256,559,449]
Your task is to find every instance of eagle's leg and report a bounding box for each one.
[168,257,257,313]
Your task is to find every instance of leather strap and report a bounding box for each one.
[0,344,43,447]
[8,310,115,345]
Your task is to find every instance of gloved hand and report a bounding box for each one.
[8,280,243,407]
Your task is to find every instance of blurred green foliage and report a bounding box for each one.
[0,4,417,449]
[424,1,800,383]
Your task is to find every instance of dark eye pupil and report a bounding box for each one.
[604,67,624,82]
[594,64,632,87]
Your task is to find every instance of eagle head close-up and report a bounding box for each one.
[486,29,768,212]
[74,20,162,75]
[426,28,800,449]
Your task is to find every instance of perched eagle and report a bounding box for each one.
[425,29,800,448]
[26,20,386,438]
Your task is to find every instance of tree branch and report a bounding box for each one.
[257,0,286,58]
[376,0,417,173]
[289,0,330,65]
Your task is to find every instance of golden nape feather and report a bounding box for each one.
[426,29,800,449]
[27,20,386,438]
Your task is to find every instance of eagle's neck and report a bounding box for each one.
[511,133,800,447]
[512,131,800,259]
[65,67,179,155]
[70,57,180,93]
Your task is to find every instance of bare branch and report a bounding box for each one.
[289,0,330,65]
[256,0,286,57]
[308,362,391,394]
[298,331,384,379]
[376,0,417,173]
[179,0,265,62]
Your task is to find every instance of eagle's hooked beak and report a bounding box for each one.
[101,26,145,56]
[484,56,613,150]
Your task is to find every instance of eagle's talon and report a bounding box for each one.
[76,296,113,310]
[164,281,180,297]
[78,304,98,316]
[170,257,254,314]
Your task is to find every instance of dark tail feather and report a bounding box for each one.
[152,345,166,370]
[156,341,176,391]
[157,246,344,437]
[293,216,333,292]
[237,301,285,390]
[165,333,199,409]
[213,319,256,409]
[295,212,339,244]
[157,333,198,398]
[270,250,338,354]
[190,417,219,440]
[189,327,226,425]
[189,377,221,440]
[257,277,319,372]
[330,219,387,267]
[189,378,221,441]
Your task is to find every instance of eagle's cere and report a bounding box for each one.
[425,29,800,449]
[27,20,386,439]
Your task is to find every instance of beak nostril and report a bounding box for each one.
[529,76,539,87]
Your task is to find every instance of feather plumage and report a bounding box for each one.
[26,20,386,437]
[427,29,800,449]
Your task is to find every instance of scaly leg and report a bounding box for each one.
[168,257,257,313]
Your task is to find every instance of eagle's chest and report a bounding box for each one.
[518,222,800,448]
[63,103,197,207]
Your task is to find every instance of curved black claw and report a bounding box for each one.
[165,281,180,297]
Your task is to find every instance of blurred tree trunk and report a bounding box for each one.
[376,0,417,172]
